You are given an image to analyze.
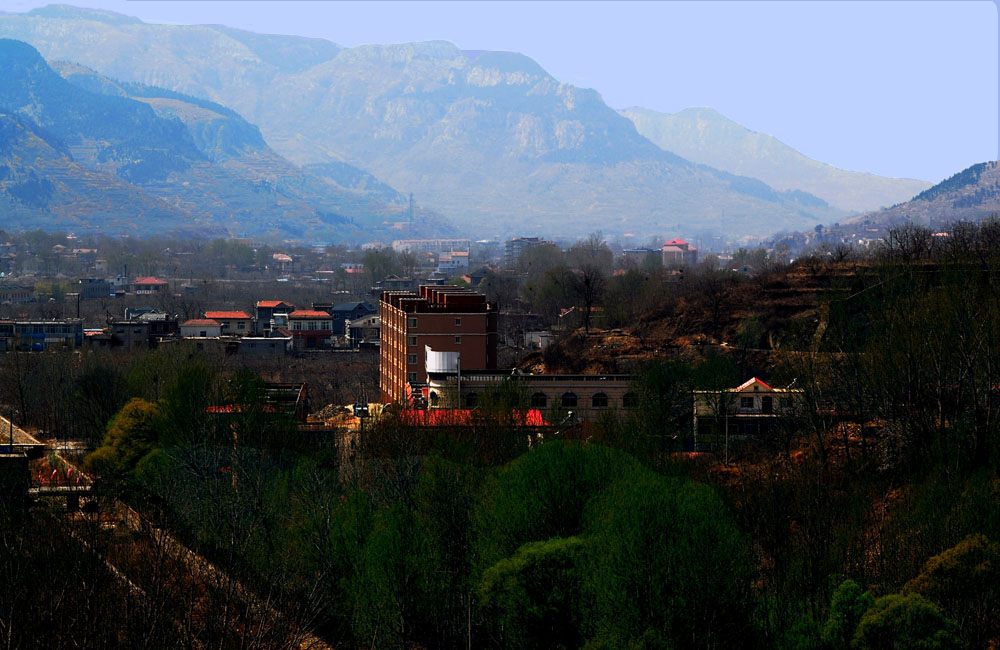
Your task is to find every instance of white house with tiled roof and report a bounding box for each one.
[692,377,803,452]
[181,318,222,339]
[204,311,252,336]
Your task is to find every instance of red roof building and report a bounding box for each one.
[133,277,169,294]
[288,310,334,349]
[180,318,222,338]
[203,311,252,336]
[662,238,698,267]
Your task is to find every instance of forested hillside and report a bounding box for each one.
[4,221,1000,649]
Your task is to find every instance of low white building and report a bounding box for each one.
[181,318,222,338]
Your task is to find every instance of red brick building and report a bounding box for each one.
[380,285,498,404]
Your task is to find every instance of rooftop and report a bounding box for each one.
[204,311,251,319]
[289,310,333,318]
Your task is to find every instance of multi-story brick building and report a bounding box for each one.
[380,285,498,404]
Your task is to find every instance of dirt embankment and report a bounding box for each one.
[520,262,861,375]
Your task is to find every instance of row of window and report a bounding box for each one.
[291,321,331,331]
[738,396,793,409]
[428,391,639,409]
[407,317,463,329]
[528,391,638,409]
[14,325,78,335]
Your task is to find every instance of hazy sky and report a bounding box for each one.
[6,0,998,183]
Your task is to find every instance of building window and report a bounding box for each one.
[465,393,478,408]
[238,322,245,329]
[622,392,638,409]
[531,392,548,408]
[408,336,418,346]
[740,397,755,409]
[199,330,207,337]
[592,393,608,408]
[407,354,418,365]
[455,336,462,344]
[455,317,462,326]
[779,397,792,409]
[407,372,418,383]
[409,317,418,328]
[561,392,578,408]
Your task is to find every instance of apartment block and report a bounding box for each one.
[380,285,497,404]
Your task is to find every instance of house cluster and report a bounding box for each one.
[73,300,380,355]
[622,238,699,269]
[175,299,380,353]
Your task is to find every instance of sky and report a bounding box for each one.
[4,0,998,184]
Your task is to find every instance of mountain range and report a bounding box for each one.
[620,107,932,214]
[0,4,872,240]
[0,37,439,240]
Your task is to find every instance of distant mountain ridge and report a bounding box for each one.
[848,161,1000,228]
[0,38,440,240]
[621,106,932,214]
[0,5,849,239]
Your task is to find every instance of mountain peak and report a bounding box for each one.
[675,106,729,121]
[465,50,550,78]
[26,4,143,26]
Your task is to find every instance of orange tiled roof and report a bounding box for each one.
[289,310,331,318]
[205,311,251,319]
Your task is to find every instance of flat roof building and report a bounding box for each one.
[380,285,497,404]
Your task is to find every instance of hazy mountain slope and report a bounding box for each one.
[621,106,932,213]
[848,161,1000,228]
[0,110,198,235]
[0,39,432,240]
[60,66,431,238]
[0,6,846,239]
